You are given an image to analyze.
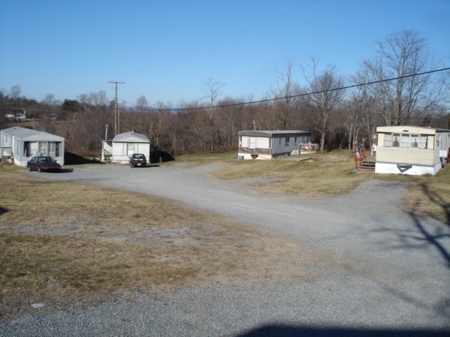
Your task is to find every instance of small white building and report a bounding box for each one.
[102,130,150,164]
[375,125,450,175]
[0,126,65,166]
[238,130,311,160]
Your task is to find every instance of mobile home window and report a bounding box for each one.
[399,134,410,148]
[48,142,60,157]
[285,137,289,146]
[383,133,429,149]
[39,142,47,155]
[418,135,428,149]
[384,134,392,147]
[392,134,400,147]
[410,134,419,148]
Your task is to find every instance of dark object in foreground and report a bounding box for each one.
[27,156,62,173]
[129,153,147,167]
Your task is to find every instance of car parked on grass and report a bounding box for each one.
[27,156,62,173]
[129,153,147,167]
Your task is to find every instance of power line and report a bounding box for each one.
[4,68,448,115]
[168,67,450,112]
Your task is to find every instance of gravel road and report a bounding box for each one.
[1,163,449,336]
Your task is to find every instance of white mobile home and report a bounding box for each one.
[102,130,150,164]
[238,130,311,160]
[375,125,450,175]
[0,126,65,166]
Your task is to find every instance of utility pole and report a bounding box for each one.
[108,81,124,136]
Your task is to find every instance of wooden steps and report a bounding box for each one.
[361,158,375,170]
[357,156,375,173]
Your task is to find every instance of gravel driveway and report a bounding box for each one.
[2,163,449,336]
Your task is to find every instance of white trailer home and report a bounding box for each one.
[238,130,311,160]
[375,125,450,175]
[0,126,65,166]
[102,130,150,164]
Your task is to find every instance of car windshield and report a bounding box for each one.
[38,157,55,163]
[133,154,144,159]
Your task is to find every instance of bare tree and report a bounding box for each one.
[363,30,446,125]
[201,78,225,151]
[271,60,301,130]
[10,85,21,99]
[303,59,345,152]
[44,93,56,105]
[202,77,225,108]
[135,95,149,113]
[77,91,108,107]
[152,101,172,149]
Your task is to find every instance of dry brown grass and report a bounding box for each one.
[1,151,448,321]
[214,152,368,198]
[213,150,450,221]
[379,171,450,222]
[0,164,317,322]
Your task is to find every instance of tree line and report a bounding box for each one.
[1,30,449,157]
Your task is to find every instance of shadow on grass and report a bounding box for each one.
[408,183,450,267]
[235,324,449,336]
[64,152,104,166]
[151,148,175,163]
[0,206,8,215]
[419,183,450,225]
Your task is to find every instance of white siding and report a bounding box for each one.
[0,128,65,167]
[241,136,270,149]
[376,147,435,166]
[111,142,150,164]
[375,162,438,175]
[375,126,449,176]
[237,153,272,160]
[258,137,270,148]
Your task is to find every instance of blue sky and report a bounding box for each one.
[1,0,449,107]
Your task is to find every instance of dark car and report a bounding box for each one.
[27,156,61,173]
[129,153,147,167]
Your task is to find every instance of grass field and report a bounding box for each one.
[0,161,314,322]
[177,150,449,222]
[0,151,448,321]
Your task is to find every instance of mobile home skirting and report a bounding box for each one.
[375,161,442,175]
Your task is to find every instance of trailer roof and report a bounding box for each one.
[377,125,450,134]
[238,130,310,137]
[1,126,64,141]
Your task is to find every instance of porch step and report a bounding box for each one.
[361,159,375,170]
[356,157,376,173]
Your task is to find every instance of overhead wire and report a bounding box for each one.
[166,67,450,112]
[6,68,448,114]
